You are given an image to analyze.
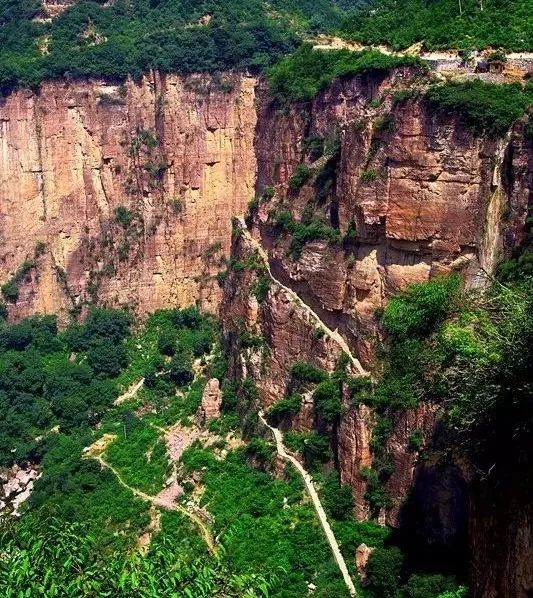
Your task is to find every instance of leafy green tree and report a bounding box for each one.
[157,328,178,356]
[0,517,276,597]
[321,472,353,520]
[366,547,404,598]
[87,338,128,377]
[168,352,194,386]
[313,380,342,422]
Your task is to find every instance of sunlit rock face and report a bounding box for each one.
[0,72,257,321]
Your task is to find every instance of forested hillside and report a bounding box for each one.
[0,0,531,596]
[341,0,532,50]
[0,0,530,95]
[0,0,343,93]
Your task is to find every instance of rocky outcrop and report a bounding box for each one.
[239,69,529,508]
[0,72,257,321]
[254,71,530,366]
[338,402,373,520]
[197,378,223,424]
[222,226,345,416]
[355,543,374,586]
[1,464,40,517]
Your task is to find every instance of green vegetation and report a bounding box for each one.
[341,0,532,51]
[0,309,131,467]
[284,430,332,467]
[0,303,261,595]
[313,379,342,422]
[426,80,533,136]
[350,275,463,513]
[403,574,465,598]
[320,471,354,520]
[366,546,404,597]
[353,243,532,595]
[1,242,47,303]
[252,272,271,302]
[269,43,423,103]
[28,431,150,549]
[291,360,328,383]
[0,0,348,95]
[408,428,424,452]
[0,0,530,103]
[180,442,353,597]
[106,420,170,495]
[288,163,312,190]
[361,169,379,183]
[0,517,275,597]
[266,394,302,423]
[118,306,216,390]
[114,205,136,228]
[383,274,461,340]
[1,260,34,302]
[272,207,342,258]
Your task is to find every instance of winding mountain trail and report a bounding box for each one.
[114,378,145,405]
[238,219,367,376]
[84,437,216,554]
[258,411,358,597]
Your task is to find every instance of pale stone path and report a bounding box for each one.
[114,378,145,405]
[84,436,216,554]
[238,219,367,376]
[259,411,358,597]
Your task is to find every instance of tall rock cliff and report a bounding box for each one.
[0,72,257,320]
[221,68,531,596]
[0,66,530,595]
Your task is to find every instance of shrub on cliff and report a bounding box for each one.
[1,259,35,303]
[426,80,533,136]
[284,430,331,466]
[291,360,328,383]
[313,379,342,422]
[382,274,461,339]
[268,44,423,103]
[288,163,312,190]
[267,394,301,423]
[321,471,353,520]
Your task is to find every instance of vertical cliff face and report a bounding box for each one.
[221,67,531,594]
[0,65,530,594]
[231,65,529,409]
[0,72,257,320]
[469,476,533,598]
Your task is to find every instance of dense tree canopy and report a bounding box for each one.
[0,0,530,95]
[341,0,532,51]
[0,0,344,94]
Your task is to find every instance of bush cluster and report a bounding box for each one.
[426,80,533,136]
[273,208,342,258]
[269,44,423,103]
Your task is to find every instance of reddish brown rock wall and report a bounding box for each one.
[0,72,257,321]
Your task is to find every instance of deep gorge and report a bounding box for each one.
[0,62,531,597]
